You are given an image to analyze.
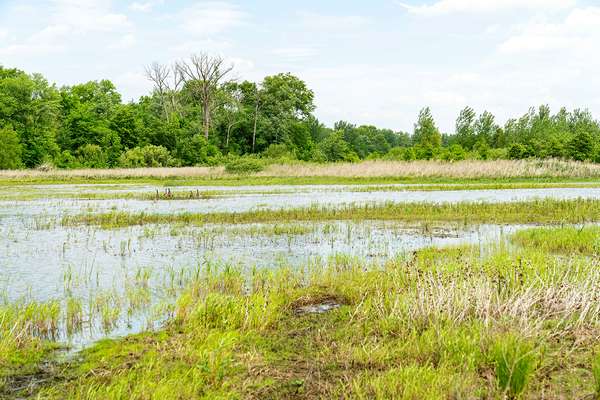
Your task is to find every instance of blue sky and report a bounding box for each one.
[1,0,599,132]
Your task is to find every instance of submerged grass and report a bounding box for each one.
[61,198,600,229]
[17,243,600,399]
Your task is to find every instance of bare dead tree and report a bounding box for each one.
[145,62,183,123]
[176,53,234,140]
[145,62,170,121]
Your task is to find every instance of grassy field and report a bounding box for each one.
[3,159,600,186]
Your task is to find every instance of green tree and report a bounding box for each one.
[0,126,23,169]
[413,107,441,148]
[455,106,476,150]
[568,130,594,161]
[0,67,60,167]
[317,132,359,162]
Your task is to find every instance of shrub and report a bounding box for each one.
[491,334,538,399]
[317,132,359,162]
[473,139,490,160]
[440,144,466,161]
[263,143,294,160]
[176,134,222,166]
[224,156,265,174]
[119,145,175,168]
[55,150,79,169]
[0,126,23,170]
[508,143,534,160]
[487,147,509,160]
[568,130,594,161]
[77,144,107,168]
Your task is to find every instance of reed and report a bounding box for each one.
[4,159,600,184]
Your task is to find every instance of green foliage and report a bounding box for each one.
[224,156,265,174]
[568,130,594,161]
[508,143,533,160]
[2,63,600,169]
[175,134,222,166]
[55,150,78,169]
[413,107,441,149]
[491,335,538,399]
[77,144,107,168]
[317,132,359,162]
[440,144,466,161]
[119,145,175,168]
[0,126,23,169]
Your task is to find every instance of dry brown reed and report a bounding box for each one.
[2,159,600,181]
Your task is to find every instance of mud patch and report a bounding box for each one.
[291,293,346,315]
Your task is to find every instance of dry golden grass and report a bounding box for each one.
[2,159,600,181]
[0,166,226,180]
[258,159,600,179]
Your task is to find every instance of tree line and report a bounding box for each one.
[1,54,599,170]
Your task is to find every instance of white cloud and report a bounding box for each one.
[398,0,575,16]
[180,2,246,36]
[271,47,318,59]
[108,34,137,50]
[498,7,600,54]
[298,12,371,31]
[48,0,131,32]
[171,39,233,55]
[114,70,150,101]
[129,0,163,13]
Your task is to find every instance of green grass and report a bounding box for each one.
[4,245,595,399]
[4,180,600,201]
[512,225,600,255]
[2,175,600,188]
[491,334,539,399]
[0,303,62,396]
[61,198,600,229]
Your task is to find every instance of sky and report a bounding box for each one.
[1,0,600,133]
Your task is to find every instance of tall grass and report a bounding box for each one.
[3,159,600,183]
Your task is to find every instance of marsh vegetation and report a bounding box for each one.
[2,180,600,399]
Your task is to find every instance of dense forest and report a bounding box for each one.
[1,54,600,170]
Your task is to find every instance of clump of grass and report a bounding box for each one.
[491,334,539,399]
[513,225,600,255]
[592,351,600,397]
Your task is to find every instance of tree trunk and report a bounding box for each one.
[203,98,210,140]
[226,124,232,148]
[252,102,259,152]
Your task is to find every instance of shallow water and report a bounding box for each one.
[4,185,600,218]
[2,183,600,348]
